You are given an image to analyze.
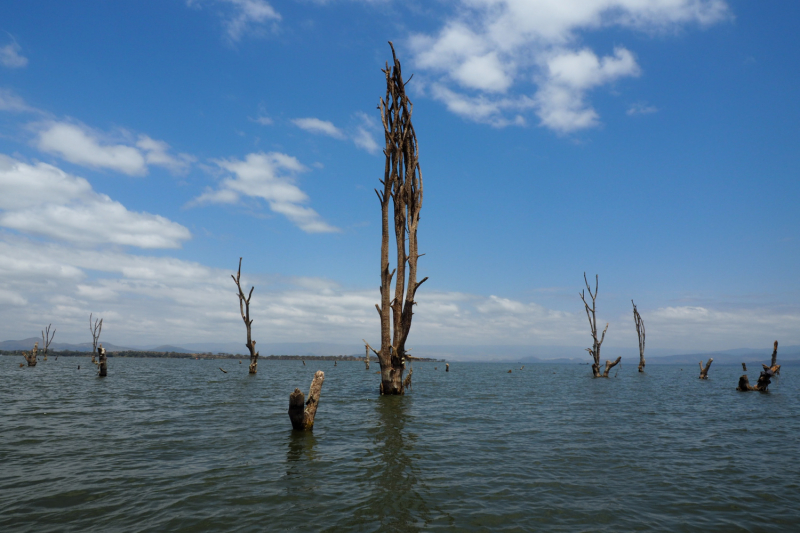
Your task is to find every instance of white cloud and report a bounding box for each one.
[0,40,27,68]
[190,151,339,233]
[352,112,380,154]
[34,121,194,176]
[0,89,38,113]
[627,102,659,115]
[291,117,347,139]
[0,155,191,248]
[409,0,729,132]
[189,0,281,42]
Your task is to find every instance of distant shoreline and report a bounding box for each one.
[0,350,445,362]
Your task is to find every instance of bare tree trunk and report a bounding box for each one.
[288,371,325,430]
[89,314,103,354]
[580,273,610,377]
[368,42,428,395]
[602,357,622,377]
[41,324,55,362]
[97,344,107,377]
[232,258,259,374]
[23,342,38,367]
[699,358,713,379]
[364,345,370,370]
[742,362,747,371]
[446,363,449,372]
[632,300,645,372]
[762,340,780,375]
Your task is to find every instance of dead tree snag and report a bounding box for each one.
[364,344,370,370]
[232,258,259,374]
[89,313,103,356]
[632,300,645,372]
[41,324,55,361]
[367,42,428,395]
[699,358,713,379]
[97,344,107,377]
[288,371,325,430]
[763,340,780,375]
[23,342,38,367]
[580,273,617,377]
[738,341,780,392]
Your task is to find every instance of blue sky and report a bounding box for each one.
[0,0,798,355]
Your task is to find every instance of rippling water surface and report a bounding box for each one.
[2,356,799,532]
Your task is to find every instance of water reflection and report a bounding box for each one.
[341,396,433,533]
[286,431,317,467]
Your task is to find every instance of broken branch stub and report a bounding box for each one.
[632,300,645,372]
[97,344,107,377]
[288,371,325,431]
[738,340,779,392]
[699,358,713,379]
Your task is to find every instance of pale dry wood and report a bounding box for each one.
[602,356,622,377]
[699,358,713,379]
[738,340,780,392]
[364,344,370,370]
[762,340,780,375]
[632,300,645,372]
[23,341,38,367]
[232,257,259,374]
[288,371,325,430]
[580,273,611,377]
[372,42,427,395]
[446,363,449,372]
[89,313,103,354]
[97,344,107,377]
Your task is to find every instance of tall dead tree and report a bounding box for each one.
[632,300,645,372]
[42,324,56,362]
[97,344,107,377]
[699,358,713,379]
[288,371,325,430]
[90,313,102,363]
[738,340,780,392]
[365,42,427,395]
[23,342,38,367]
[232,258,259,374]
[580,273,619,377]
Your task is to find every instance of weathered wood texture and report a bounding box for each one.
[89,313,103,354]
[368,42,428,395]
[23,342,38,367]
[632,300,645,372]
[288,371,325,431]
[364,345,370,370]
[97,344,107,377]
[738,340,780,392]
[699,358,713,379]
[580,273,611,377]
[232,257,259,374]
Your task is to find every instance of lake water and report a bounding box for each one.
[1,356,798,532]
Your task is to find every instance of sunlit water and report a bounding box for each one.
[1,356,798,532]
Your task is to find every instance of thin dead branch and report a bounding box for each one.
[632,300,645,372]
[580,273,611,377]
[232,257,259,374]
[89,313,103,354]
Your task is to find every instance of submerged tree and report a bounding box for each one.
[364,345,370,370]
[580,273,620,377]
[41,324,56,362]
[699,358,713,379]
[89,313,102,363]
[364,42,427,395]
[738,340,780,392]
[288,371,325,430]
[97,344,108,377]
[22,341,38,367]
[632,300,645,372]
[232,257,259,374]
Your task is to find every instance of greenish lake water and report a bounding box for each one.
[1,356,798,532]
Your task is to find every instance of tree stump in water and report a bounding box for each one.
[742,362,747,371]
[600,357,621,377]
[23,342,38,367]
[97,345,107,377]
[288,371,325,431]
[738,341,780,392]
[699,358,713,379]
[446,363,449,372]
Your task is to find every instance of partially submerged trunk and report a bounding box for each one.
[632,300,645,372]
[699,358,713,379]
[738,340,780,392]
[288,371,325,431]
[762,340,780,375]
[446,363,449,372]
[742,362,747,371]
[232,258,259,374]
[365,345,370,370]
[23,342,38,367]
[97,344,107,377]
[601,357,622,377]
[42,324,55,362]
[581,274,611,377]
[367,43,428,395]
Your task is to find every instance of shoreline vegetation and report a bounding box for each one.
[0,350,444,362]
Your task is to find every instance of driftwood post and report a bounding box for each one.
[288,371,325,430]
[23,342,38,367]
[365,42,428,395]
[364,345,370,370]
[632,300,645,372]
[580,273,619,377]
[738,340,780,392]
[41,324,55,361]
[97,344,107,377]
[446,363,449,372]
[232,258,259,374]
[699,358,713,379]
